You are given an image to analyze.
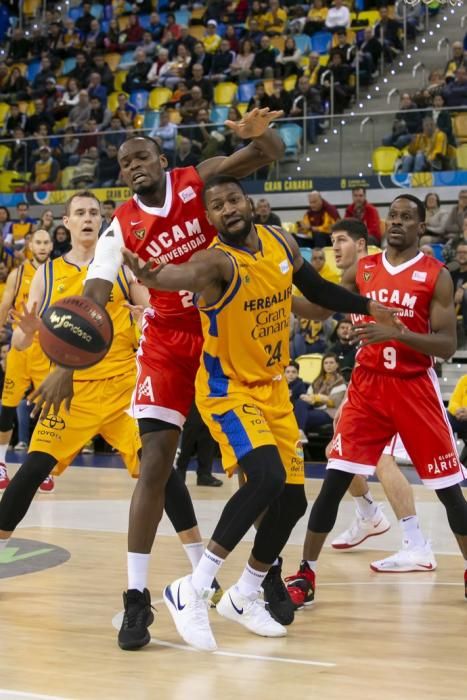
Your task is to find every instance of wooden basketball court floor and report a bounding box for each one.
[0,463,466,700]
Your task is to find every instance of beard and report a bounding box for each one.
[218,218,252,244]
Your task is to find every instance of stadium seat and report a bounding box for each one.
[61,167,75,189]
[18,101,35,115]
[0,144,10,168]
[63,56,77,75]
[130,90,149,111]
[311,31,332,55]
[148,87,173,110]
[213,82,237,106]
[431,243,445,262]
[143,110,160,131]
[0,103,10,127]
[278,124,303,157]
[354,10,381,27]
[114,71,128,91]
[237,81,256,103]
[271,36,285,52]
[119,50,136,68]
[323,247,342,283]
[91,3,103,19]
[296,354,323,384]
[188,25,205,40]
[23,0,41,16]
[263,79,274,95]
[107,91,128,112]
[26,59,41,83]
[237,102,248,115]
[139,15,151,30]
[0,171,28,192]
[68,7,82,21]
[210,105,229,125]
[101,19,110,33]
[105,53,123,72]
[166,109,182,124]
[10,63,27,76]
[283,75,297,92]
[372,146,400,175]
[294,34,311,55]
[191,8,205,21]
[118,16,130,31]
[457,143,467,169]
[175,10,191,25]
[454,114,467,144]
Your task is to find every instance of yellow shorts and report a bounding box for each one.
[29,370,141,477]
[197,378,304,485]
[2,343,50,407]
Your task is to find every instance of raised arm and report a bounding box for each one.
[11,265,45,350]
[197,108,285,181]
[0,268,19,329]
[84,218,124,305]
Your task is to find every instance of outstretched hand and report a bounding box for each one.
[10,302,41,336]
[121,247,165,289]
[225,107,284,139]
[351,322,402,347]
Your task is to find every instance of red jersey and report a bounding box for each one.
[352,251,444,377]
[114,166,217,330]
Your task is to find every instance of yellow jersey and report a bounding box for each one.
[196,225,293,394]
[38,256,138,381]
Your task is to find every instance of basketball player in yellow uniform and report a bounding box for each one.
[122,174,394,651]
[0,229,53,492]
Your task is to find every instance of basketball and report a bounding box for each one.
[39,296,113,370]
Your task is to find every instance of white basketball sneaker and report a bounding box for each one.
[331,507,391,549]
[370,540,437,573]
[216,585,287,638]
[163,575,217,651]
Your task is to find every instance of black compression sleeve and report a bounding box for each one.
[293,259,370,315]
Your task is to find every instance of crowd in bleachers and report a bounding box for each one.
[0,0,439,188]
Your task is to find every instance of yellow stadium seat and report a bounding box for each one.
[0,103,10,126]
[296,354,323,384]
[457,144,467,169]
[322,247,342,283]
[372,146,401,175]
[237,102,248,116]
[0,170,26,192]
[354,10,381,27]
[331,30,355,47]
[188,25,205,40]
[167,109,182,124]
[57,76,68,87]
[148,87,173,110]
[454,114,467,144]
[114,70,128,91]
[263,79,274,96]
[54,118,69,132]
[213,82,238,106]
[17,101,35,116]
[106,53,123,72]
[107,91,127,112]
[283,75,297,92]
[190,8,205,21]
[23,0,41,15]
[319,54,329,66]
[271,36,285,52]
[118,16,130,31]
[60,167,75,189]
[0,145,10,168]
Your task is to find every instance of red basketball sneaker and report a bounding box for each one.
[285,562,315,609]
[39,476,55,493]
[0,463,9,491]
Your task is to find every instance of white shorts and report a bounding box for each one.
[382,434,410,462]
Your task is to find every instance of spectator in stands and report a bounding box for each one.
[447,374,467,453]
[148,11,165,43]
[420,244,434,257]
[304,52,323,87]
[61,18,82,56]
[394,0,423,39]
[38,209,55,234]
[101,116,126,150]
[262,0,288,36]
[147,48,174,87]
[173,26,197,57]
[67,51,92,88]
[187,63,213,103]
[325,0,350,33]
[431,93,455,146]
[9,127,28,172]
[244,18,263,48]
[75,1,94,36]
[358,28,382,76]
[252,35,277,79]
[51,225,71,259]
[292,318,330,359]
[451,242,467,337]
[311,247,340,283]
[203,20,222,55]
[304,0,328,37]
[285,362,310,436]
[30,146,61,191]
[123,48,151,92]
[151,110,177,167]
[442,65,467,108]
[28,26,48,60]
[71,146,99,188]
[294,353,346,435]
[322,52,353,113]
[267,79,292,115]
[84,19,106,52]
[330,29,352,64]
[180,85,210,123]
[32,55,56,95]
[2,66,29,101]
[5,103,27,137]
[426,69,445,97]
[382,92,422,149]
[445,41,465,81]
[186,107,224,159]
[300,191,340,247]
[175,137,199,167]
[101,200,116,232]
[224,26,240,54]
[374,6,403,59]
[276,37,302,78]
[137,30,157,61]
[290,74,323,143]
[161,13,182,50]
[95,143,120,187]
[444,190,467,239]
[229,39,256,82]
[189,41,212,77]
[25,99,54,135]
[58,126,80,167]
[113,93,136,128]
[420,192,448,244]
[400,116,448,173]
[176,403,222,487]
[68,90,91,132]
[92,54,115,94]
[254,198,282,226]
[89,96,112,131]
[60,78,80,111]
[344,188,381,244]
[210,38,235,82]
[2,203,34,250]
[87,72,108,106]
[328,319,356,379]
[102,18,120,52]
[122,13,144,50]
[222,107,246,156]
[247,81,271,111]
[7,27,30,64]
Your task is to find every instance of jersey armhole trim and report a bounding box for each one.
[265,225,294,264]
[38,260,53,317]
[195,250,240,313]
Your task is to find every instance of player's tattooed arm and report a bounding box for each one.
[121,247,234,305]
[353,268,457,360]
[197,108,285,180]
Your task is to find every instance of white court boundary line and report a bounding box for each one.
[0,691,71,700]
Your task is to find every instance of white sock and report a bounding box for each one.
[272,558,280,566]
[191,550,224,594]
[400,515,425,549]
[183,542,204,571]
[0,537,9,551]
[236,563,267,597]
[353,491,378,520]
[0,442,8,464]
[305,560,317,573]
[127,552,150,592]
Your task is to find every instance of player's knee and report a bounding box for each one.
[239,445,286,501]
[435,485,467,535]
[307,469,353,533]
[282,484,308,525]
[0,406,17,433]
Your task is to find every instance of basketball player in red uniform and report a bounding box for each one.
[286,195,467,604]
[31,109,289,649]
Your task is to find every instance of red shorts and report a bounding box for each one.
[328,365,467,489]
[130,310,203,429]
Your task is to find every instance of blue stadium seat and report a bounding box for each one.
[431,243,445,262]
[68,7,82,21]
[91,4,103,19]
[143,111,160,132]
[103,4,113,20]
[119,50,136,67]
[311,31,332,55]
[63,56,77,74]
[294,33,311,55]
[175,10,190,26]
[210,106,229,125]
[278,124,303,156]
[130,90,149,112]
[238,81,256,102]
[139,15,151,30]
[101,19,109,33]
[26,59,41,82]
